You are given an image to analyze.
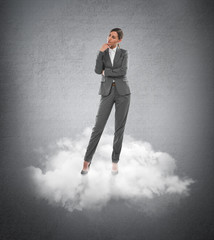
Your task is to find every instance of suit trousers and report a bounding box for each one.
[84,83,131,163]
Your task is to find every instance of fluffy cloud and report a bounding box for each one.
[24,127,194,212]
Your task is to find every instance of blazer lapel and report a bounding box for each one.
[113,47,121,67]
[106,47,121,68]
[106,48,112,67]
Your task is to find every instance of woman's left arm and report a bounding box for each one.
[104,50,128,77]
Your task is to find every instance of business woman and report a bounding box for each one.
[81,28,131,175]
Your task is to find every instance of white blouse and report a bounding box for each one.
[104,45,118,82]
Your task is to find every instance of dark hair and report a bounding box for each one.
[110,28,123,48]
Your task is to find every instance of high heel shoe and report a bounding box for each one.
[111,162,118,175]
[111,170,118,175]
[81,161,91,175]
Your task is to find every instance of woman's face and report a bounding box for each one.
[107,31,122,47]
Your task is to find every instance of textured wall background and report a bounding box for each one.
[0,0,214,239]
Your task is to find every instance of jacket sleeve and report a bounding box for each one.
[104,50,128,77]
[94,51,105,74]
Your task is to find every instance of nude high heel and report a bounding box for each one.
[80,161,91,175]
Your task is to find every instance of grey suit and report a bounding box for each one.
[97,48,131,96]
[84,47,131,163]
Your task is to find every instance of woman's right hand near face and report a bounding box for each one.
[100,43,110,52]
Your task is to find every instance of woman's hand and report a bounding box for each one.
[100,43,110,52]
[102,70,104,76]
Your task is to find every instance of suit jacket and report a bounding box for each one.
[94,47,131,96]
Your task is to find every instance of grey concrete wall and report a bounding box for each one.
[1,0,214,239]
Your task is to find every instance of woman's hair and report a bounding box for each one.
[110,28,123,48]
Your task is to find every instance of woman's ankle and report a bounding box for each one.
[112,162,118,170]
[83,161,90,170]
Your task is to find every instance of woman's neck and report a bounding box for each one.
[110,44,117,49]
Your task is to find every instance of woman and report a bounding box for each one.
[81,28,131,175]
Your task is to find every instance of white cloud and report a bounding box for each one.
[24,127,194,212]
